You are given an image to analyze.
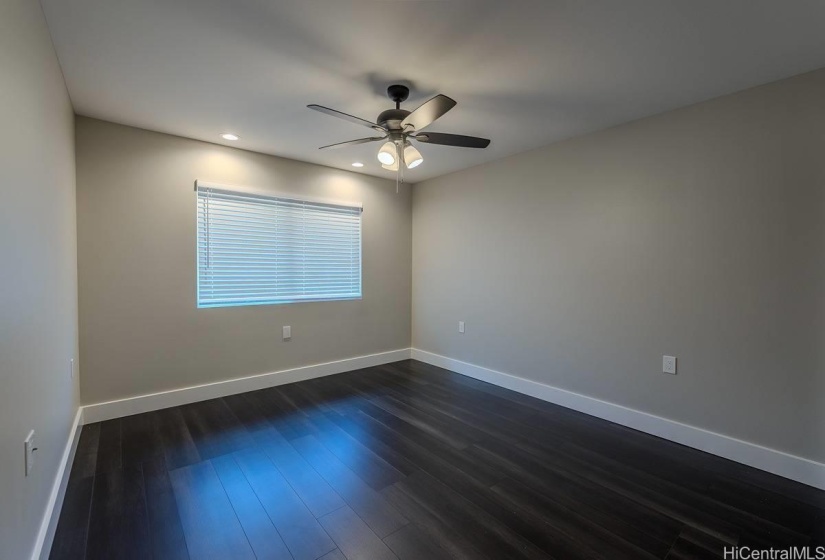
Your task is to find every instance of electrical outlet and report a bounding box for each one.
[458,321,465,334]
[24,431,36,476]
[69,358,74,379]
[282,326,291,341]
[663,355,677,375]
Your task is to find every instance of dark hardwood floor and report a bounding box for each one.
[50,359,825,559]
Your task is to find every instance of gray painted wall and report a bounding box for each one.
[76,117,411,405]
[412,69,825,464]
[0,0,79,557]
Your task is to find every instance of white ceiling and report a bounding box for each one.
[41,0,825,182]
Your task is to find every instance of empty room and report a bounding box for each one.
[3,0,825,558]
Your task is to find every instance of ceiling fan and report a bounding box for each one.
[308,85,490,174]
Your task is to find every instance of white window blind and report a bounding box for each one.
[197,184,362,308]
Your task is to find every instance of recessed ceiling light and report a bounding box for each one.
[221,133,239,141]
[351,162,364,168]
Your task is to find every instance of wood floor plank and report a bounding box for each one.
[122,411,164,467]
[369,395,478,449]
[48,477,94,560]
[297,383,419,477]
[402,360,550,412]
[318,506,399,560]
[556,441,810,546]
[380,483,490,560]
[233,447,336,560]
[352,420,622,560]
[527,414,729,495]
[315,428,407,489]
[179,398,255,460]
[211,455,293,560]
[257,432,346,517]
[292,435,409,538]
[468,439,682,555]
[289,397,407,491]
[169,460,256,560]
[224,391,347,517]
[382,524,454,560]
[95,418,122,474]
[381,363,537,424]
[728,464,825,510]
[810,512,825,546]
[222,392,283,441]
[490,477,662,560]
[393,470,552,560]
[156,406,201,470]
[340,404,505,487]
[278,381,338,415]
[86,466,151,560]
[259,386,317,440]
[372,363,431,386]
[665,537,722,560]
[332,370,394,400]
[306,377,367,416]
[143,457,190,560]
[671,526,728,558]
[378,378,567,453]
[705,476,819,535]
[68,423,100,482]
[232,389,296,439]
[318,550,348,560]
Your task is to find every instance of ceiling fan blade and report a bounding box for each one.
[400,94,457,131]
[308,104,386,133]
[413,132,490,148]
[318,136,385,150]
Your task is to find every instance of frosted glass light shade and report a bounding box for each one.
[404,143,423,168]
[377,141,397,165]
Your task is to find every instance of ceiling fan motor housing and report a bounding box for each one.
[377,108,411,131]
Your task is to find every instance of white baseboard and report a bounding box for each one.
[82,349,412,424]
[411,348,825,491]
[31,407,84,560]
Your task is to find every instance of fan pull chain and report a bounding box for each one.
[397,141,405,193]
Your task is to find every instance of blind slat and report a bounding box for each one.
[197,186,361,308]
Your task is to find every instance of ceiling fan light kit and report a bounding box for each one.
[308,84,490,186]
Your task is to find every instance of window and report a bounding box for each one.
[196,183,362,308]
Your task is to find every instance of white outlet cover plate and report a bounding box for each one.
[663,355,677,375]
[283,325,291,340]
[458,321,465,334]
